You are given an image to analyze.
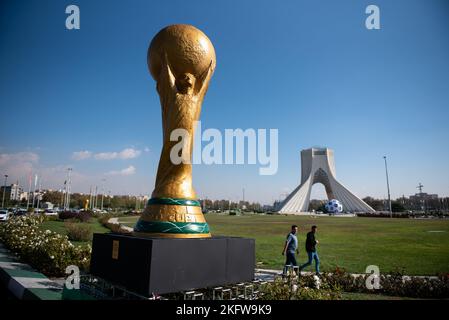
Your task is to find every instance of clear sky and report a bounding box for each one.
[1,0,448,204]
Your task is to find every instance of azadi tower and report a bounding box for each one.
[278,148,375,213]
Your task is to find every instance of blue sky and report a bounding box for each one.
[1,0,448,204]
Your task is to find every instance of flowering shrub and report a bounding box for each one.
[320,267,449,299]
[378,271,449,298]
[0,215,91,277]
[260,268,449,299]
[260,274,342,300]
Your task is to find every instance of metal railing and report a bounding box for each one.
[74,274,273,300]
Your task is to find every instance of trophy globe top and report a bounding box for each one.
[148,24,216,81]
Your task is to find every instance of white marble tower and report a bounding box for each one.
[278,148,375,213]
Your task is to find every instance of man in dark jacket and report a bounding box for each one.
[299,225,320,275]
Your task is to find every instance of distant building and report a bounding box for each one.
[19,191,29,201]
[410,192,439,201]
[0,183,23,201]
[409,192,440,211]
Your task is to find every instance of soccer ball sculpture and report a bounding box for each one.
[325,199,343,214]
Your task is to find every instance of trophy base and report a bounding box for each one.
[90,233,255,296]
[134,216,211,238]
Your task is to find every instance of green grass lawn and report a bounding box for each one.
[120,214,449,275]
[39,218,110,246]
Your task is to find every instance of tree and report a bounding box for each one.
[363,197,384,211]
[391,200,405,212]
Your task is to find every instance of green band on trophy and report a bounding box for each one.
[147,198,201,207]
[134,220,210,234]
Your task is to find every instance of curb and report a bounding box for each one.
[0,243,63,300]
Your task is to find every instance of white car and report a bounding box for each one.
[0,210,10,222]
[44,209,58,216]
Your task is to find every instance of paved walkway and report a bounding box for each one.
[0,243,63,300]
[108,217,134,232]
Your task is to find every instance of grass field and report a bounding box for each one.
[120,214,449,276]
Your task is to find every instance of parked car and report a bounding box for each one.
[44,209,58,216]
[15,209,28,216]
[0,210,10,222]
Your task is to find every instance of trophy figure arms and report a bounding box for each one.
[157,51,176,95]
[195,60,214,97]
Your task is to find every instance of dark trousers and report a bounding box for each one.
[283,251,297,275]
[285,251,297,266]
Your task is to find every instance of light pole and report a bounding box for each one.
[89,185,93,210]
[383,156,392,217]
[26,173,32,210]
[94,185,98,210]
[2,174,8,208]
[32,175,38,210]
[62,180,66,209]
[36,180,42,211]
[101,179,106,211]
[60,188,64,209]
[65,168,72,211]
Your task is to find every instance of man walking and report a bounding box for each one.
[281,225,299,275]
[299,225,320,275]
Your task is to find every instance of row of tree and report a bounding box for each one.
[300,197,449,213]
[4,191,146,211]
[200,199,263,212]
[362,196,449,213]
[5,190,449,213]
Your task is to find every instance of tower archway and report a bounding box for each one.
[279,148,375,213]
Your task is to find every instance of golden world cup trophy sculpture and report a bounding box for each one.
[90,25,254,296]
[134,24,216,238]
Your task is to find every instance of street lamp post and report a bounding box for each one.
[60,188,64,209]
[65,168,72,211]
[94,185,98,210]
[2,174,8,208]
[101,179,105,211]
[383,156,392,217]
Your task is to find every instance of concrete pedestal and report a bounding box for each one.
[90,233,255,296]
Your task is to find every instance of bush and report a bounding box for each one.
[59,211,92,222]
[320,267,449,299]
[260,267,449,299]
[0,215,91,277]
[379,270,449,298]
[260,275,341,300]
[65,222,92,242]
